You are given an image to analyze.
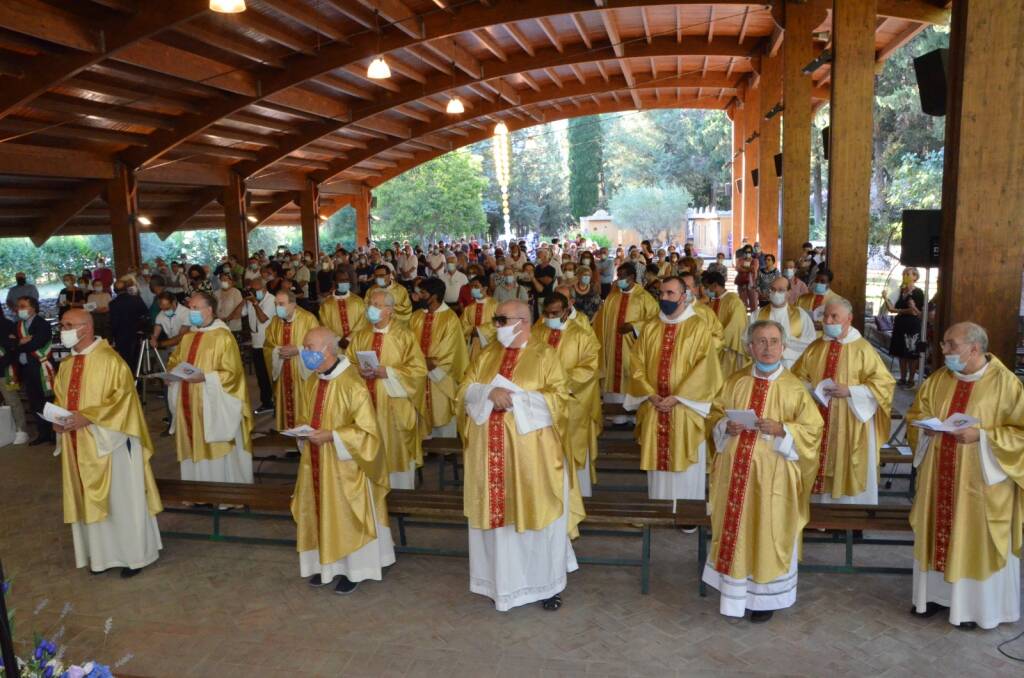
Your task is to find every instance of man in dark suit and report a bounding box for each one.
[13,296,54,445]
[109,279,150,371]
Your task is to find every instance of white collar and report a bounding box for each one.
[659,302,695,325]
[333,291,349,299]
[196,319,229,333]
[824,327,862,344]
[620,284,634,294]
[431,302,451,314]
[71,337,102,356]
[568,307,578,320]
[953,359,990,382]
[318,355,350,381]
[751,364,785,382]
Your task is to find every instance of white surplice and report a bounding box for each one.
[703,365,802,617]
[64,339,162,572]
[170,320,253,484]
[910,361,1022,629]
[297,357,396,583]
[623,306,711,503]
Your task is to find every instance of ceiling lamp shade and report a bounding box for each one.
[136,215,152,226]
[446,97,465,115]
[494,121,509,135]
[367,57,391,80]
[209,0,246,13]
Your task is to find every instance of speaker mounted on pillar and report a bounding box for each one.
[913,48,948,117]
[735,178,743,194]
[773,153,783,177]
[821,126,830,160]
[750,168,759,188]
[900,209,942,267]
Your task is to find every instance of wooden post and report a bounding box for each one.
[758,49,782,254]
[224,172,248,263]
[781,0,820,264]
[355,184,372,247]
[938,0,1024,367]
[826,0,875,330]
[730,103,743,252]
[108,162,141,273]
[299,178,319,255]
[742,78,760,247]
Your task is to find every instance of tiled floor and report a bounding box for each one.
[2,379,1022,677]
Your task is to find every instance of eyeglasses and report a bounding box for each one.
[492,315,526,327]
[750,337,783,348]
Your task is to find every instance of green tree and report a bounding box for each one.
[608,184,692,240]
[568,116,603,219]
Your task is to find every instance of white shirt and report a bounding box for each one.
[156,304,191,338]
[215,286,244,332]
[439,270,469,304]
[425,252,445,276]
[396,252,418,280]
[246,292,276,349]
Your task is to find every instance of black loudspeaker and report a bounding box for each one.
[735,178,743,194]
[913,48,948,117]
[900,209,942,266]
[773,153,782,177]
[751,168,759,188]
[821,126,830,160]
[370,195,378,208]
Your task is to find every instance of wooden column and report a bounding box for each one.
[758,49,782,253]
[730,103,744,251]
[781,1,820,264]
[299,178,320,255]
[742,79,760,246]
[355,184,372,247]
[826,0,875,330]
[224,172,248,263]
[938,0,1024,367]
[108,163,141,273]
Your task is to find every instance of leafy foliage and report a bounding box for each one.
[0,235,111,286]
[568,116,603,219]
[608,184,692,240]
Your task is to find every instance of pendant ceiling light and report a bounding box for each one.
[209,0,246,13]
[367,10,391,80]
[494,121,509,136]
[136,215,152,226]
[446,97,465,115]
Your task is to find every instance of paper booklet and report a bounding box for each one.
[281,425,317,438]
[40,402,73,424]
[813,378,837,407]
[724,409,759,430]
[355,351,380,371]
[155,362,201,382]
[911,413,980,433]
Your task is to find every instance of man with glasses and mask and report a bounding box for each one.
[906,322,1024,630]
[458,300,584,612]
[264,290,320,434]
[53,309,163,577]
[460,276,498,362]
[703,320,823,622]
[749,276,816,368]
[625,276,724,505]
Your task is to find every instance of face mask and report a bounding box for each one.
[755,360,782,373]
[505,275,516,285]
[496,320,521,347]
[60,328,80,348]
[375,277,388,288]
[275,306,288,319]
[128,286,138,295]
[447,263,457,272]
[93,287,103,293]
[141,268,150,275]
[496,264,505,272]
[770,291,787,306]
[220,281,231,290]
[366,306,383,324]
[581,275,591,285]
[659,299,679,316]
[564,270,575,278]
[944,352,967,373]
[545,316,565,331]
[300,349,325,371]
[823,323,843,338]
[336,282,350,294]
[162,309,175,318]
[685,290,695,304]
[783,268,795,279]
[617,279,630,290]
[813,283,828,295]
[255,290,265,300]
[189,310,204,326]
[471,288,483,300]
[17,309,29,320]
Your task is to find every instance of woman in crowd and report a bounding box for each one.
[884,266,926,387]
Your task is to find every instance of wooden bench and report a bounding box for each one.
[155,479,676,594]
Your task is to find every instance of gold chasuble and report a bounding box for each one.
[531,320,602,484]
[707,369,823,582]
[263,307,320,432]
[705,291,749,376]
[346,322,427,474]
[796,289,838,331]
[907,357,1024,583]
[593,285,659,395]
[291,360,389,566]
[460,296,498,362]
[754,304,805,337]
[457,341,585,537]
[627,312,724,472]
[366,282,412,325]
[411,305,469,435]
[54,339,162,525]
[319,292,367,341]
[168,323,253,464]
[791,332,894,498]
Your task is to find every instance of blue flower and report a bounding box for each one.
[86,663,113,678]
[1,580,10,595]
[44,665,55,678]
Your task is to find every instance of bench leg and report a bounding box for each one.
[697,526,708,597]
[640,526,651,595]
[437,455,446,490]
[398,515,408,547]
[211,506,223,542]
[416,466,424,487]
[845,529,854,568]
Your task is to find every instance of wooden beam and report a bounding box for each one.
[248,192,298,231]
[356,0,424,39]
[223,174,248,261]
[504,22,535,57]
[601,10,624,57]
[355,184,371,246]
[29,180,104,246]
[571,13,592,49]
[422,37,481,79]
[537,17,564,53]
[731,104,744,244]
[474,28,507,61]
[299,179,320,254]
[826,0,876,330]
[154,186,221,240]
[260,0,348,43]
[742,78,760,243]
[758,48,782,252]
[0,0,101,52]
[108,165,141,271]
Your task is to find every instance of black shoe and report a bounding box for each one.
[333,576,358,595]
[286,451,300,459]
[749,610,774,623]
[120,568,140,579]
[956,621,978,631]
[89,568,108,576]
[910,602,946,618]
[609,422,635,431]
[29,434,55,446]
[308,574,333,588]
[541,594,562,611]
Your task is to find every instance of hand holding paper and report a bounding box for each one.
[281,425,317,438]
[356,351,380,372]
[725,409,759,431]
[813,378,836,407]
[911,413,980,433]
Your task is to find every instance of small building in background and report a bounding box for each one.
[579,207,732,259]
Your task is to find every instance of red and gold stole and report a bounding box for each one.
[308,378,331,529]
[933,379,975,572]
[486,347,521,529]
[180,333,205,451]
[811,340,843,494]
[612,292,631,392]
[655,323,680,471]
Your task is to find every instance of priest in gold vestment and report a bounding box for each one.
[459,276,497,362]
[459,300,584,611]
[167,292,253,483]
[701,270,750,375]
[411,278,468,439]
[318,268,366,348]
[796,269,839,331]
[749,276,816,368]
[908,322,1023,630]
[533,291,601,496]
[292,327,395,595]
[264,290,320,433]
[703,320,823,621]
[593,263,659,426]
[54,310,162,576]
[625,276,724,502]
[365,264,411,326]
[347,287,426,489]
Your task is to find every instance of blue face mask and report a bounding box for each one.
[255,290,265,301]
[944,353,967,373]
[545,316,565,331]
[300,349,324,371]
[275,306,288,320]
[813,282,828,295]
[366,306,382,324]
[823,323,843,338]
[164,309,175,318]
[336,282,350,294]
[617,279,630,290]
[659,299,679,316]
[375,277,387,288]
[471,288,483,300]
[581,275,591,285]
[755,360,782,374]
[16,309,29,320]
[189,310,204,326]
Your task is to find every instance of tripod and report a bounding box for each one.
[135,336,166,406]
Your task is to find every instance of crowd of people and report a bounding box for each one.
[1,234,1020,630]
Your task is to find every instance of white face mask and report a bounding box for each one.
[220,281,231,290]
[496,320,521,347]
[770,291,787,306]
[60,328,80,348]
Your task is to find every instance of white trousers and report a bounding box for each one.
[912,555,1021,629]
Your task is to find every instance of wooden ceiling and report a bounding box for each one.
[0,0,948,242]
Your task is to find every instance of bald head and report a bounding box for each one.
[303,326,340,374]
[59,308,94,351]
[496,299,531,348]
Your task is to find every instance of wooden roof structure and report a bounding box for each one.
[0,1,947,243]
